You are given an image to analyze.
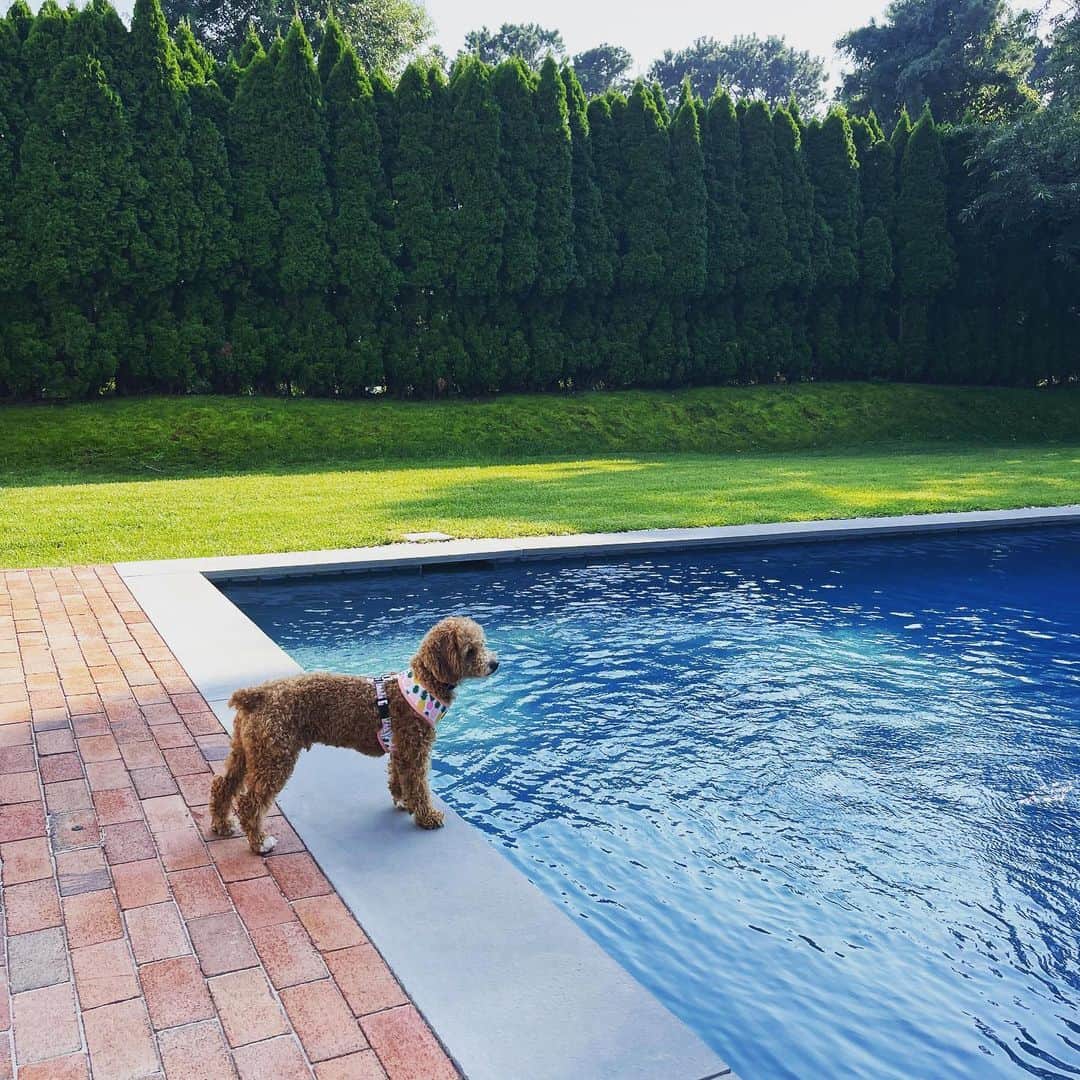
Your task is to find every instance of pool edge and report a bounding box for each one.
[116,507,1080,1080]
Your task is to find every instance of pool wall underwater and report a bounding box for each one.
[116,506,1080,1080]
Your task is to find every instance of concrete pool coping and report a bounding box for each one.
[116,505,1080,1080]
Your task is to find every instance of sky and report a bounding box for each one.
[420,0,894,86]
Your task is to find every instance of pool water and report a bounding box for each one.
[223,528,1080,1080]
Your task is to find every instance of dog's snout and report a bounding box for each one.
[487,658,500,674]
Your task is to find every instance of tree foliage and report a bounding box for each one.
[837,0,1040,124]
[0,1,1075,400]
[493,59,540,294]
[649,34,827,113]
[570,43,633,97]
[534,58,575,294]
[461,22,564,68]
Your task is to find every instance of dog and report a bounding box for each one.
[209,616,498,853]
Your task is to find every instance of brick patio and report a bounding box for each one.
[0,566,459,1079]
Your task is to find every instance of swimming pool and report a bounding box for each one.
[223,526,1080,1080]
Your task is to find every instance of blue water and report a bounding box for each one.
[223,528,1080,1080]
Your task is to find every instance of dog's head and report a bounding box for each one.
[415,616,498,689]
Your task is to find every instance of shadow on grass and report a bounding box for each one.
[374,451,1080,537]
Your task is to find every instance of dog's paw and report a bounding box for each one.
[415,809,444,830]
[211,816,240,838]
[257,835,277,854]
[393,798,410,812]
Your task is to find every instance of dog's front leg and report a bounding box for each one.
[387,755,408,811]
[401,746,443,829]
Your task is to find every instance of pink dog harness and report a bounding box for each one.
[374,670,450,755]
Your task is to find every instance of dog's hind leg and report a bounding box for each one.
[210,718,247,837]
[236,748,295,855]
[236,787,276,854]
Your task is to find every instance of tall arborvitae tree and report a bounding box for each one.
[4,0,31,41]
[668,82,707,298]
[692,87,745,382]
[562,65,614,294]
[390,61,449,392]
[0,7,23,113]
[492,59,539,295]
[272,20,330,296]
[849,113,896,378]
[620,82,672,291]
[180,78,235,389]
[607,82,674,384]
[702,89,746,295]
[2,2,33,393]
[896,107,955,377]
[238,24,262,66]
[806,109,860,288]
[229,35,277,286]
[446,56,506,391]
[651,80,670,125]
[0,9,22,306]
[586,93,623,268]
[12,55,140,397]
[68,0,130,99]
[0,99,14,392]
[533,57,574,296]
[582,91,624,385]
[738,100,787,296]
[803,109,859,376]
[324,45,397,392]
[20,0,71,122]
[850,113,894,225]
[772,104,815,377]
[737,100,787,379]
[447,57,505,299]
[772,105,814,293]
[317,11,346,88]
[121,0,196,392]
[393,61,445,292]
[370,69,397,182]
[228,31,283,388]
[938,125,1001,384]
[270,19,337,392]
[174,19,215,83]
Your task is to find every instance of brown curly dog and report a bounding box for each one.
[209,616,498,853]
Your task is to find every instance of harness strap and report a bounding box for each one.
[373,676,393,754]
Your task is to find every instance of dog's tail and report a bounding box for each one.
[228,686,266,712]
[210,709,248,834]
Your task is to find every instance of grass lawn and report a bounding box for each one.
[3,384,1078,568]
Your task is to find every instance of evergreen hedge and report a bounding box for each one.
[0,0,1076,400]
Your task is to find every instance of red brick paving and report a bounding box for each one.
[0,566,457,1079]
[70,938,140,1010]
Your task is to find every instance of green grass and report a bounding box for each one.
[2,384,1078,568]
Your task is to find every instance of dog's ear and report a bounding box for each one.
[425,620,464,686]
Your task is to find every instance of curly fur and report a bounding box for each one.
[210,616,498,852]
